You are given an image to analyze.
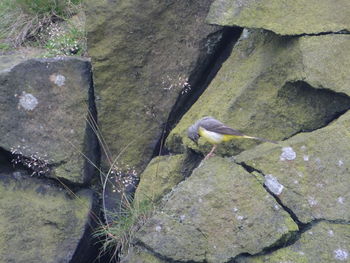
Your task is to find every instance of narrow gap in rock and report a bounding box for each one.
[237,160,305,228]
[0,146,83,192]
[294,29,350,37]
[153,27,243,157]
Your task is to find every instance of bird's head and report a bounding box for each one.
[187,124,199,145]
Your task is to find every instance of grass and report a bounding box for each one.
[0,0,86,56]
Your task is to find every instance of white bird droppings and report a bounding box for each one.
[280,147,296,161]
[334,249,348,261]
[264,174,284,195]
[155,226,162,232]
[19,91,38,110]
[328,230,334,237]
[338,160,344,167]
[303,155,309,161]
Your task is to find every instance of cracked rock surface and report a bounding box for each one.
[236,110,350,224]
[135,157,298,263]
[207,0,350,35]
[237,222,350,263]
[166,30,350,157]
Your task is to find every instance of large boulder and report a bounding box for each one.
[237,222,350,263]
[166,31,350,157]
[0,56,98,184]
[84,0,227,171]
[207,0,350,35]
[135,157,298,263]
[235,110,350,224]
[0,169,95,263]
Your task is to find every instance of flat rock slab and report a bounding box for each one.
[166,31,350,157]
[0,171,94,263]
[85,0,224,171]
[207,0,350,35]
[237,222,350,263]
[136,157,298,263]
[0,56,97,184]
[236,111,350,224]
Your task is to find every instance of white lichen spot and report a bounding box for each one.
[316,183,324,188]
[233,207,238,212]
[334,249,348,261]
[298,251,305,255]
[300,145,307,151]
[198,198,203,203]
[155,226,162,232]
[241,28,250,39]
[337,197,345,204]
[308,231,313,235]
[307,196,318,207]
[49,73,66,86]
[338,160,344,167]
[180,214,186,222]
[236,215,244,221]
[303,155,309,161]
[274,204,280,210]
[264,174,284,195]
[297,172,304,177]
[328,230,334,237]
[280,147,296,161]
[18,91,38,111]
[294,180,299,184]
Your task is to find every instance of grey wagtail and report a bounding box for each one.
[188,116,277,159]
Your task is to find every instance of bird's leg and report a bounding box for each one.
[204,145,217,160]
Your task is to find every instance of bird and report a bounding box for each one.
[187,116,277,160]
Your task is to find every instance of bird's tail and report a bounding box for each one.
[243,135,278,144]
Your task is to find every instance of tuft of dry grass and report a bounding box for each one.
[0,0,83,50]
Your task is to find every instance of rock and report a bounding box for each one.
[166,30,350,157]
[122,247,167,263]
[0,56,98,184]
[135,157,298,263]
[237,222,350,263]
[0,170,95,263]
[207,0,350,35]
[134,155,186,204]
[84,0,224,171]
[235,111,350,224]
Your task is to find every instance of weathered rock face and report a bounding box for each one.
[85,0,226,171]
[235,111,350,224]
[0,169,94,263]
[207,0,350,35]
[134,154,186,204]
[237,222,350,263]
[166,31,350,157]
[0,56,98,184]
[135,157,298,263]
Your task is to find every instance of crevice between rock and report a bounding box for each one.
[290,29,350,37]
[232,160,350,262]
[153,27,243,157]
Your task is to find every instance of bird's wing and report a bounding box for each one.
[199,118,245,136]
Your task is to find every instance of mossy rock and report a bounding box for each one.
[0,171,94,263]
[237,222,350,263]
[166,31,350,157]
[84,0,223,172]
[207,0,350,35]
[134,154,186,204]
[136,157,298,263]
[236,111,350,224]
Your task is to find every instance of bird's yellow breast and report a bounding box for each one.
[198,126,244,144]
[198,126,224,144]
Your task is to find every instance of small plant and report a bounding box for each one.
[0,0,84,50]
[94,198,154,259]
